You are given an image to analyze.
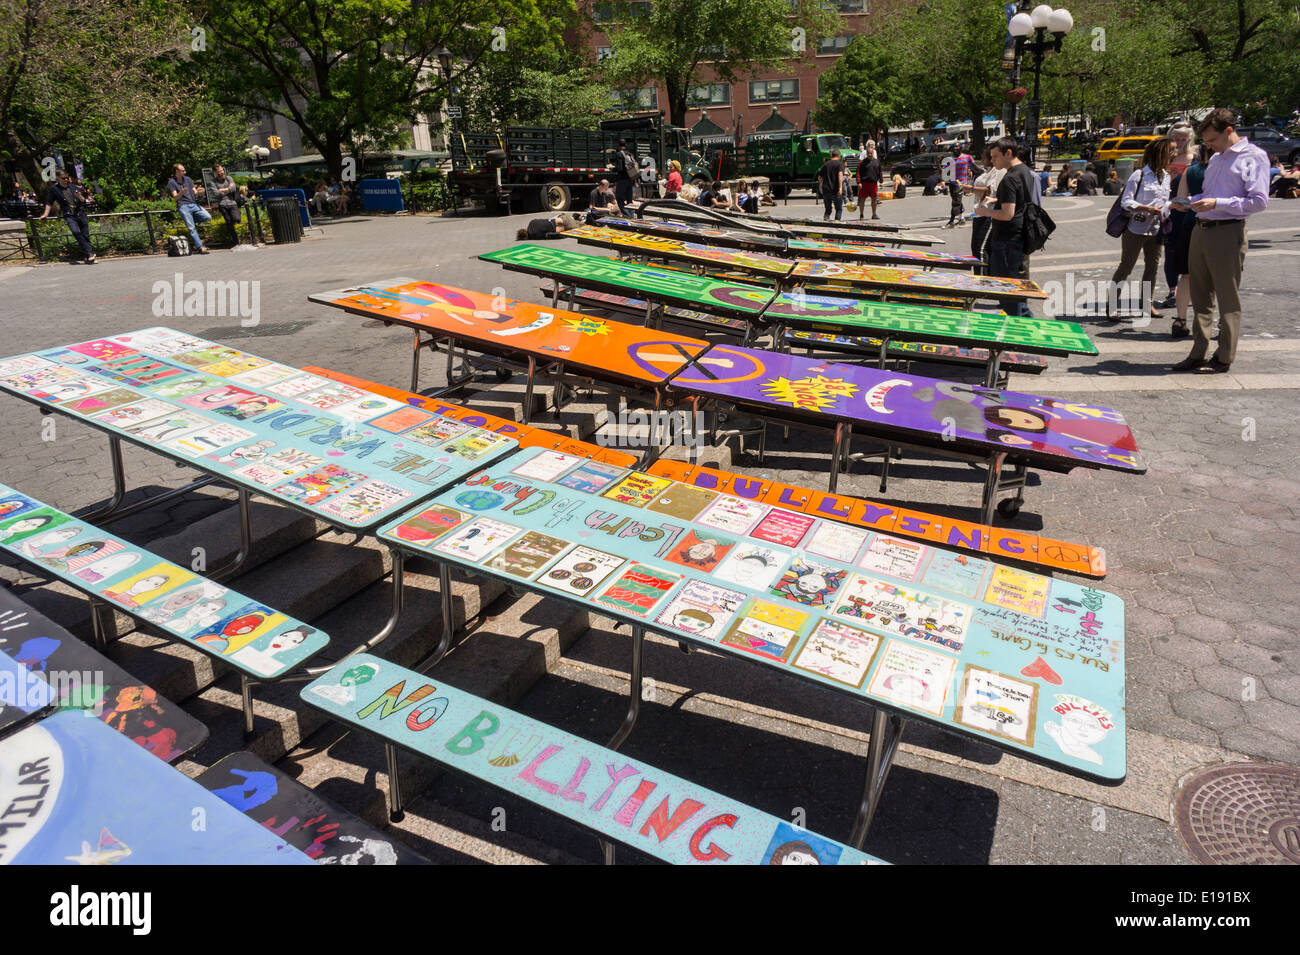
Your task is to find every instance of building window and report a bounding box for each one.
[593,1,650,23]
[825,0,867,11]
[596,46,615,62]
[701,43,727,62]
[688,83,731,107]
[612,87,659,110]
[750,79,799,104]
[817,35,852,55]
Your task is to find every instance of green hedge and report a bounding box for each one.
[400,170,452,213]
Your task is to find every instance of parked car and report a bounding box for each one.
[888,151,946,185]
[1096,135,1163,163]
[1037,126,1067,144]
[1237,125,1300,165]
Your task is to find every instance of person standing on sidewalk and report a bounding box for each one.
[166,163,211,254]
[970,147,1005,270]
[856,141,882,219]
[945,146,972,227]
[613,139,637,215]
[37,169,96,263]
[1171,108,1270,373]
[819,149,845,221]
[975,137,1035,316]
[210,164,242,246]
[1107,137,1172,322]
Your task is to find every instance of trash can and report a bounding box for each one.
[264,197,303,244]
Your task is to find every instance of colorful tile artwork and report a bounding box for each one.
[379,446,1127,780]
[0,328,519,528]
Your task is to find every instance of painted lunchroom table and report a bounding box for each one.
[0,328,520,668]
[308,280,710,414]
[479,245,1091,387]
[373,445,1127,847]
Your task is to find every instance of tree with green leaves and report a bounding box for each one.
[813,34,917,145]
[599,0,838,128]
[886,0,1013,157]
[457,46,615,130]
[0,0,190,197]
[189,0,575,182]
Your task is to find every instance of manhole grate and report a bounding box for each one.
[1174,762,1300,865]
[196,321,308,340]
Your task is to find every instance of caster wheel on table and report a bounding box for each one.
[997,497,1022,518]
[495,368,513,382]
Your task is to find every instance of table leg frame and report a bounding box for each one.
[601,623,646,864]
[849,709,905,847]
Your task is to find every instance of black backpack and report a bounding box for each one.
[1022,200,1056,255]
[167,235,191,256]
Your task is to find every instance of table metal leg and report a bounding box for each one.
[210,488,253,582]
[829,423,849,493]
[980,451,1008,525]
[88,597,115,650]
[385,741,404,821]
[522,355,537,425]
[411,329,422,393]
[551,283,561,308]
[241,674,257,737]
[600,623,646,865]
[848,709,905,847]
[412,560,455,672]
[95,475,219,526]
[294,548,407,682]
[983,348,1004,389]
[79,436,127,522]
[877,336,892,370]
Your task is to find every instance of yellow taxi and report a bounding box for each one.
[1037,127,1067,144]
[1096,135,1163,162]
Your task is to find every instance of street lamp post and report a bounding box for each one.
[1009,4,1073,165]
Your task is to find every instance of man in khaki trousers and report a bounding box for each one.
[1171,108,1269,373]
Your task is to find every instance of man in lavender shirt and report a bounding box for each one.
[1171,108,1270,373]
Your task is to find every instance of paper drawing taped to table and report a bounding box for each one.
[435,518,522,562]
[833,577,971,652]
[656,578,746,641]
[486,530,572,579]
[595,563,683,618]
[869,640,957,717]
[16,524,84,560]
[93,398,179,428]
[722,599,809,662]
[230,625,321,678]
[194,604,287,655]
[666,530,735,573]
[390,505,471,547]
[761,822,847,865]
[61,387,138,415]
[321,481,412,522]
[713,541,791,591]
[139,581,229,636]
[772,557,848,607]
[955,665,1038,744]
[858,536,926,581]
[804,522,870,564]
[40,537,123,575]
[0,508,72,545]
[0,493,38,522]
[540,545,625,596]
[696,495,766,534]
[984,566,1050,618]
[99,563,194,610]
[75,551,141,584]
[510,451,582,482]
[557,460,626,494]
[1043,694,1113,765]
[602,472,673,508]
[921,550,988,600]
[749,509,815,548]
[273,463,368,507]
[644,483,718,521]
[791,618,881,687]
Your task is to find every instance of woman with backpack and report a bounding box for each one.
[1107,137,1173,320]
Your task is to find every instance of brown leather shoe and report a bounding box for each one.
[1171,355,1208,372]
[1195,358,1231,374]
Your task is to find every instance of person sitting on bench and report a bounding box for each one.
[696,181,731,209]
[587,179,619,221]
[515,214,578,240]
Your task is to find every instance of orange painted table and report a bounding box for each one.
[307,279,710,420]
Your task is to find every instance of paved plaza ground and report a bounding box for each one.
[2,187,1297,865]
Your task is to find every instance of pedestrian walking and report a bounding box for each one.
[166,163,211,254]
[856,141,882,219]
[1171,109,1270,373]
[819,148,846,221]
[37,169,96,263]
[975,137,1036,316]
[945,146,972,227]
[1107,137,1173,320]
